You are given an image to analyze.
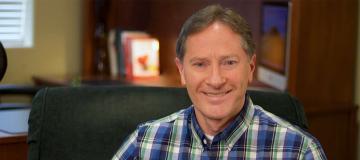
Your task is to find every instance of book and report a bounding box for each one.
[109,30,160,80]
[121,31,151,80]
[129,37,160,79]
[114,29,124,78]
[107,29,118,77]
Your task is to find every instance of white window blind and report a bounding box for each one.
[0,0,33,48]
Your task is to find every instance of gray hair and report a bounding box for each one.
[176,4,255,61]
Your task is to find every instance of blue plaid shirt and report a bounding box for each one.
[112,97,326,159]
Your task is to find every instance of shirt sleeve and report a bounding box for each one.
[112,130,139,160]
[303,141,327,160]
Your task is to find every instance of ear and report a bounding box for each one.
[248,54,256,83]
[175,57,186,85]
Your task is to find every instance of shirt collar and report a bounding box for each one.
[189,93,255,149]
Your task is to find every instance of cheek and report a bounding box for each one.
[184,71,200,86]
[183,68,206,91]
[228,66,250,80]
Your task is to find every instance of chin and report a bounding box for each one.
[201,104,238,120]
[191,89,244,121]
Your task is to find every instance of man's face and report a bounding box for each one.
[176,21,256,125]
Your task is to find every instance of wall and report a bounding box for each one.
[0,0,82,85]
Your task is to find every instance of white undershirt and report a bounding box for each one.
[204,134,214,144]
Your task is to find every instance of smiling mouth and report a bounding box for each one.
[203,90,232,97]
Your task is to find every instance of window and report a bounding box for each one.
[0,0,33,48]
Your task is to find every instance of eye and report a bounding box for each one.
[223,60,238,66]
[193,62,206,67]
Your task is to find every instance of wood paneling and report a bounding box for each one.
[288,0,358,158]
[290,0,357,106]
[306,105,358,160]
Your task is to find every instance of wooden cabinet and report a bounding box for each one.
[288,0,358,159]
[82,0,358,159]
[0,133,27,160]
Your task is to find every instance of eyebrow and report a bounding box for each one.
[188,54,240,63]
[220,55,239,60]
[189,57,208,63]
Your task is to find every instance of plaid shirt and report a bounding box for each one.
[112,97,326,160]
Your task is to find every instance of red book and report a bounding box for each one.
[121,31,150,80]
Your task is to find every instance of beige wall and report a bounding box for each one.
[0,0,82,85]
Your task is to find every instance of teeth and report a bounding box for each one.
[202,90,231,97]
[205,92,227,96]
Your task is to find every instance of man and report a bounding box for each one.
[113,5,326,159]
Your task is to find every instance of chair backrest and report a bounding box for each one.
[0,41,7,81]
[28,86,308,160]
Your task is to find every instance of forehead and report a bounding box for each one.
[184,22,246,59]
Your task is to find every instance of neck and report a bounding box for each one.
[201,117,233,136]
[194,108,241,136]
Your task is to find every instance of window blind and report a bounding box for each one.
[0,0,33,48]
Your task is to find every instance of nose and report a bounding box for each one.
[205,64,226,88]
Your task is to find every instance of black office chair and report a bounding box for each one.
[0,41,7,81]
[28,86,308,160]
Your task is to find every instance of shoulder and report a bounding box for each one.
[251,104,325,156]
[112,107,192,160]
[252,104,316,139]
[136,107,191,138]
[138,107,190,128]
